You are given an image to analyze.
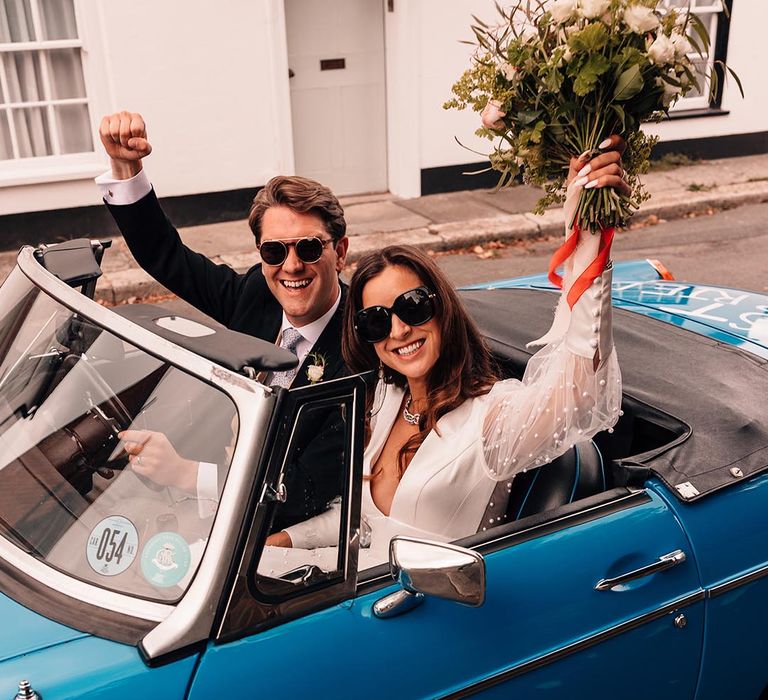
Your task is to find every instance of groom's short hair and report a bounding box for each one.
[248,175,346,243]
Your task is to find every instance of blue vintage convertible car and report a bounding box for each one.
[0,240,766,699]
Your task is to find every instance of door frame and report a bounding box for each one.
[278,0,421,198]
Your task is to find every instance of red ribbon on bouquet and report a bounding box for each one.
[547,225,615,308]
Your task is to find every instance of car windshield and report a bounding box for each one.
[0,277,238,603]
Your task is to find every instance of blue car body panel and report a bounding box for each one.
[0,589,87,664]
[0,574,196,700]
[0,634,197,700]
[651,472,768,700]
[189,489,704,699]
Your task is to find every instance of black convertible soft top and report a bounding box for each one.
[460,288,768,502]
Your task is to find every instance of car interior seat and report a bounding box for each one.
[477,440,605,532]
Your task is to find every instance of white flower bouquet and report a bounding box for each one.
[445,0,742,234]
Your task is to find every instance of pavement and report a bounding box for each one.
[5,153,768,304]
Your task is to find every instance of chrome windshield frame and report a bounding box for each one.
[5,248,277,658]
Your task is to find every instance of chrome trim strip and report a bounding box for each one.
[440,590,705,699]
[0,536,172,621]
[595,549,686,591]
[708,563,768,599]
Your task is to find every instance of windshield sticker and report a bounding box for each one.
[141,531,192,588]
[86,516,139,577]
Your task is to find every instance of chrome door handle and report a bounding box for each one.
[595,549,686,591]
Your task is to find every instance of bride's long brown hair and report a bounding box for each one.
[343,245,499,477]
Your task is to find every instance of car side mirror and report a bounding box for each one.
[373,536,485,619]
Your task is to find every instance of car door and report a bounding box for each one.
[188,378,703,698]
[350,485,705,698]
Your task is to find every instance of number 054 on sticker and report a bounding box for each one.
[86,515,139,577]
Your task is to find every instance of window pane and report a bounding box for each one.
[48,48,86,99]
[0,0,35,42]
[686,12,715,55]
[13,106,51,156]
[3,51,45,103]
[55,102,91,153]
[685,58,709,99]
[0,111,13,159]
[38,0,78,40]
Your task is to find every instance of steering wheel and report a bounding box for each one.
[64,356,134,474]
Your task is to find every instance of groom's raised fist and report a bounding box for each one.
[99,111,152,180]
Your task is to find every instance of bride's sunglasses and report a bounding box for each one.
[258,236,335,266]
[354,286,437,343]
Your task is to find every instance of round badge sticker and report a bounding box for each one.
[141,532,191,588]
[86,515,139,577]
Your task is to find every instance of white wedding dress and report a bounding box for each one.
[258,181,623,572]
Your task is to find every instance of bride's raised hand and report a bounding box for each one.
[567,135,631,197]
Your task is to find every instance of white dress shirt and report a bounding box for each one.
[95,168,152,204]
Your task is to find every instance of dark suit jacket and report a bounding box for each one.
[106,189,350,528]
[106,189,348,387]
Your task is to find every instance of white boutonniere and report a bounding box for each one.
[306,352,327,384]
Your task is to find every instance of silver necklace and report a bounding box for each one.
[402,393,421,426]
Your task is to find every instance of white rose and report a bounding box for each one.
[670,31,692,58]
[499,62,519,82]
[648,33,675,65]
[549,0,577,25]
[580,0,610,20]
[481,99,507,130]
[656,71,682,108]
[623,5,660,34]
[307,365,324,383]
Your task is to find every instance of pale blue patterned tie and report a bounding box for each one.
[270,327,303,388]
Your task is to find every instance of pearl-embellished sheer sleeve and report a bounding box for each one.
[480,173,622,481]
[480,321,621,481]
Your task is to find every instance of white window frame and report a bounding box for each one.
[0,0,105,187]
[662,0,727,112]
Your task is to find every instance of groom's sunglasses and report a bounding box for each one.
[258,236,335,266]
[354,286,437,343]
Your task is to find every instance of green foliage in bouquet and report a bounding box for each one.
[444,0,743,233]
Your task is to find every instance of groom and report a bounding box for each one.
[97,110,350,530]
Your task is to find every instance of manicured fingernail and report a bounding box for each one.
[584,179,598,189]
[577,164,591,178]
[578,149,591,160]
[574,176,589,187]
[598,138,612,149]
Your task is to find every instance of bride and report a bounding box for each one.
[266,139,628,564]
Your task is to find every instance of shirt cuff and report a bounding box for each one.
[95,168,152,205]
[196,461,219,519]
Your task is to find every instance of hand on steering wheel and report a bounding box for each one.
[119,429,198,493]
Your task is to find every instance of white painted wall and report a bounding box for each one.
[2,0,294,215]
